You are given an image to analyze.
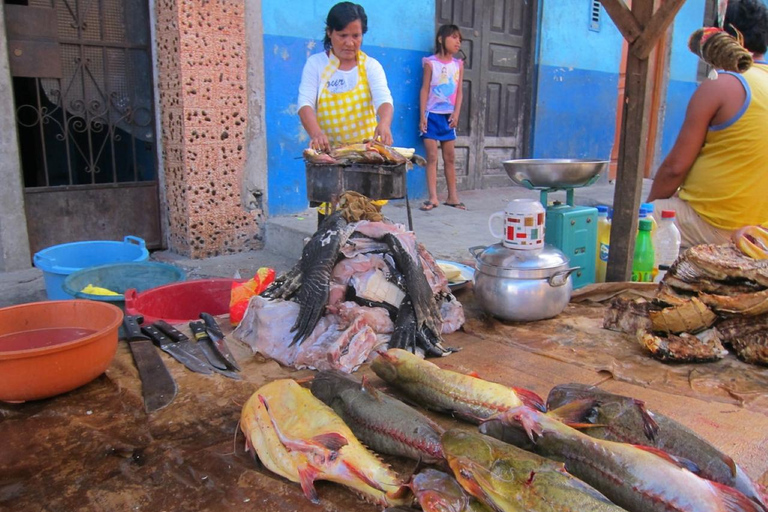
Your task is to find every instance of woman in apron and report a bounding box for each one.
[297,2,394,220]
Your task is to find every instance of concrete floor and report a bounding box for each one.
[0,180,652,308]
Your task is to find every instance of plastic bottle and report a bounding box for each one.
[640,202,658,236]
[595,206,611,283]
[653,209,682,282]
[631,218,655,282]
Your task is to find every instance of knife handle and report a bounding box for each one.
[141,324,169,347]
[199,312,223,336]
[123,315,146,340]
[189,321,209,341]
[154,320,190,342]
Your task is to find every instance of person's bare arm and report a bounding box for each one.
[419,63,432,134]
[299,105,330,152]
[373,103,394,146]
[449,62,464,128]
[647,75,742,201]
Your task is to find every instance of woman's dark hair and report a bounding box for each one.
[725,0,768,55]
[323,2,368,51]
[434,24,462,55]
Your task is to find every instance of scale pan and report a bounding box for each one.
[502,159,608,189]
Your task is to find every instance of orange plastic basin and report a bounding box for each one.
[0,300,123,403]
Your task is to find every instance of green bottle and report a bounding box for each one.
[631,218,655,282]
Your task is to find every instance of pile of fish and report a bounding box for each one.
[604,242,768,365]
[234,208,464,372]
[303,140,426,167]
[238,351,767,511]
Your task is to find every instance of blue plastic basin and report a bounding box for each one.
[62,261,186,309]
[33,236,150,300]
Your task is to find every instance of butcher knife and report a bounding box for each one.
[199,312,241,371]
[141,324,213,375]
[153,320,214,371]
[123,315,177,413]
[188,321,241,380]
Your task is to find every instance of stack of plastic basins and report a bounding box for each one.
[33,236,150,300]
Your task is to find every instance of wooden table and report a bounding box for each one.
[2,286,767,511]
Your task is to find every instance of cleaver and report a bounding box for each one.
[123,315,178,413]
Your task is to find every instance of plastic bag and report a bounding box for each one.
[229,267,275,326]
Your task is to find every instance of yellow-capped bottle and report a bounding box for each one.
[595,206,611,283]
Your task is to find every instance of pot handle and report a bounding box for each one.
[548,267,580,287]
[468,245,487,259]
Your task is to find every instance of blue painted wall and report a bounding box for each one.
[262,1,433,215]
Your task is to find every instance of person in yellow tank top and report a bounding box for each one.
[297,2,394,221]
[648,0,768,248]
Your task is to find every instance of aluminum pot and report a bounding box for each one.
[469,244,578,322]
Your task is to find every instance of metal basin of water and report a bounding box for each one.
[502,159,608,189]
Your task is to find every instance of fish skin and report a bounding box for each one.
[546,383,768,509]
[410,468,492,512]
[497,405,765,512]
[370,348,545,423]
[441,429,626,512]
[240,379,410,507]
[310,370,446,464]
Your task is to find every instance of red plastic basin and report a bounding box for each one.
[124,278,239,325]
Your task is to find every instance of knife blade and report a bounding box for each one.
[141,324,213,375]
[153,320,213,370]
[188,321,241,380]
[123,315,177,413]
[199,312,241,371]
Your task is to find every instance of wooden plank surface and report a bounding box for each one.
[2,290,767,510]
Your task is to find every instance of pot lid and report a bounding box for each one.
[472,243,571,279]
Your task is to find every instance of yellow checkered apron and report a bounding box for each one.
[316,51,386,212]
[317,51,378,144]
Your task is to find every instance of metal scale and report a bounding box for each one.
[503,159,607,289]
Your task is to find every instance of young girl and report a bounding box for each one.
[419,24,465,211]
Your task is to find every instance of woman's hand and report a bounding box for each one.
[373,123,393,146]
[448,113,460,129]
[309,131,331,153]
[419,115,428,134]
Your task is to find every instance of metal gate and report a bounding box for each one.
[436,0,535,190]
[5,0,160,254]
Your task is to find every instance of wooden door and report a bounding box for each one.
[5,0,161,254]
[436,0,535,190]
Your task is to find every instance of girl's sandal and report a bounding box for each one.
[444,202,467,210]
[420,201,439,211]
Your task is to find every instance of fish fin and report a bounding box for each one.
[633,399,660,441]
[342,459,386,492]
[360,376,383,402]
[298,464,321,504]
[511,386,547,412]
[710,480,767,512]
[467,370,481,378]
[311,432,349,452]
[632,445,701,473]
[547,399,601,424]
[498,406,544,443]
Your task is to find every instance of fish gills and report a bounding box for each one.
[240,379,410,507]
[371,348,545,423]
[499,406,765,512]
[441,429,626,512]
[310,370,445,463]
[546,383,768,510]
[411,468,492,512]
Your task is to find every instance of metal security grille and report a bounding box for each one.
[9,0,156,189]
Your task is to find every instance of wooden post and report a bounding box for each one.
[602,0,685,282]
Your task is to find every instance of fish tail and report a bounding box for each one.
[710,479,768,512]
[298,464,321,504]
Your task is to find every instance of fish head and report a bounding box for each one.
[310,370,359,405]
[370,349,408,382]
[410,469,469,512]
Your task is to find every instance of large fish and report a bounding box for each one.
[496,405,765,512]
[546,383,767,508]
[240,379,410,507]
[310,370,445,464]
[371,348,545,423]
[410,468,492,512]
[441,429,627,512]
